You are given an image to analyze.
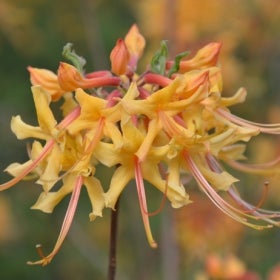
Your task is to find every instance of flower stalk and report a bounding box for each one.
[108,199,120,280]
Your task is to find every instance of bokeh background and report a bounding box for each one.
[0,0,280,279]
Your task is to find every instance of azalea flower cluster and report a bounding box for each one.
[1,24,280,266]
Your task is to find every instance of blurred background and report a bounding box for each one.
[0,0,280,279]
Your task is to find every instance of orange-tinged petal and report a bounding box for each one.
[167,42,222,72]
[28,66,65,101]
[57,62,84,91]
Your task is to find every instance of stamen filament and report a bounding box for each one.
[224,157,280,175]
[207,153,280,220]
[229,182,269,214]
[216,108,280,134]
[27,175,83,266]
[183,150,278,229]
[84,118,105,155]
[56,106,81,130]
[0,139,55,191]
[147,178,168,217]
[35,244,46,259]
[134,157,157,248]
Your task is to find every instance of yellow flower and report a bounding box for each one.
[1,85,106,265]
[94,115,190,247]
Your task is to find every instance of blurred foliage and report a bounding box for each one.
[0,0,280,279]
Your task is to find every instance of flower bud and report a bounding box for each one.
[110,39,130,75]
[57,62,120,91]
[124,24,146,70]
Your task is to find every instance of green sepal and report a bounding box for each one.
[168,50,190,77]
[150,40,168,75]
[62,43,86,73]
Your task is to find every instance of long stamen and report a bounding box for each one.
[216,108,280,134]
[0,139,55,191]
[134,156,157,248]
[229,182,269,214]
[206,153,280,220]
[56,106,81,130]
[147,178,168,217]
[35,244,46,260]
[228,186,280,222]
[84,117,105,155]
[224,157,280,175]
[183,150,279,229]
[27,175,83,266]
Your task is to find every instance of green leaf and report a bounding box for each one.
[168,50,190,77]
[62,43,86,73]
[150,40,168,75]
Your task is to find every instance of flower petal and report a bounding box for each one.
[104,166,133,209]
[11,116,47,140]
[84,176,105,221]
[32,86,58,135]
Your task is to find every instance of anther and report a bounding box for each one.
[35,244,46,259]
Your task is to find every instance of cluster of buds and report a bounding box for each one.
[1,24,280,266]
